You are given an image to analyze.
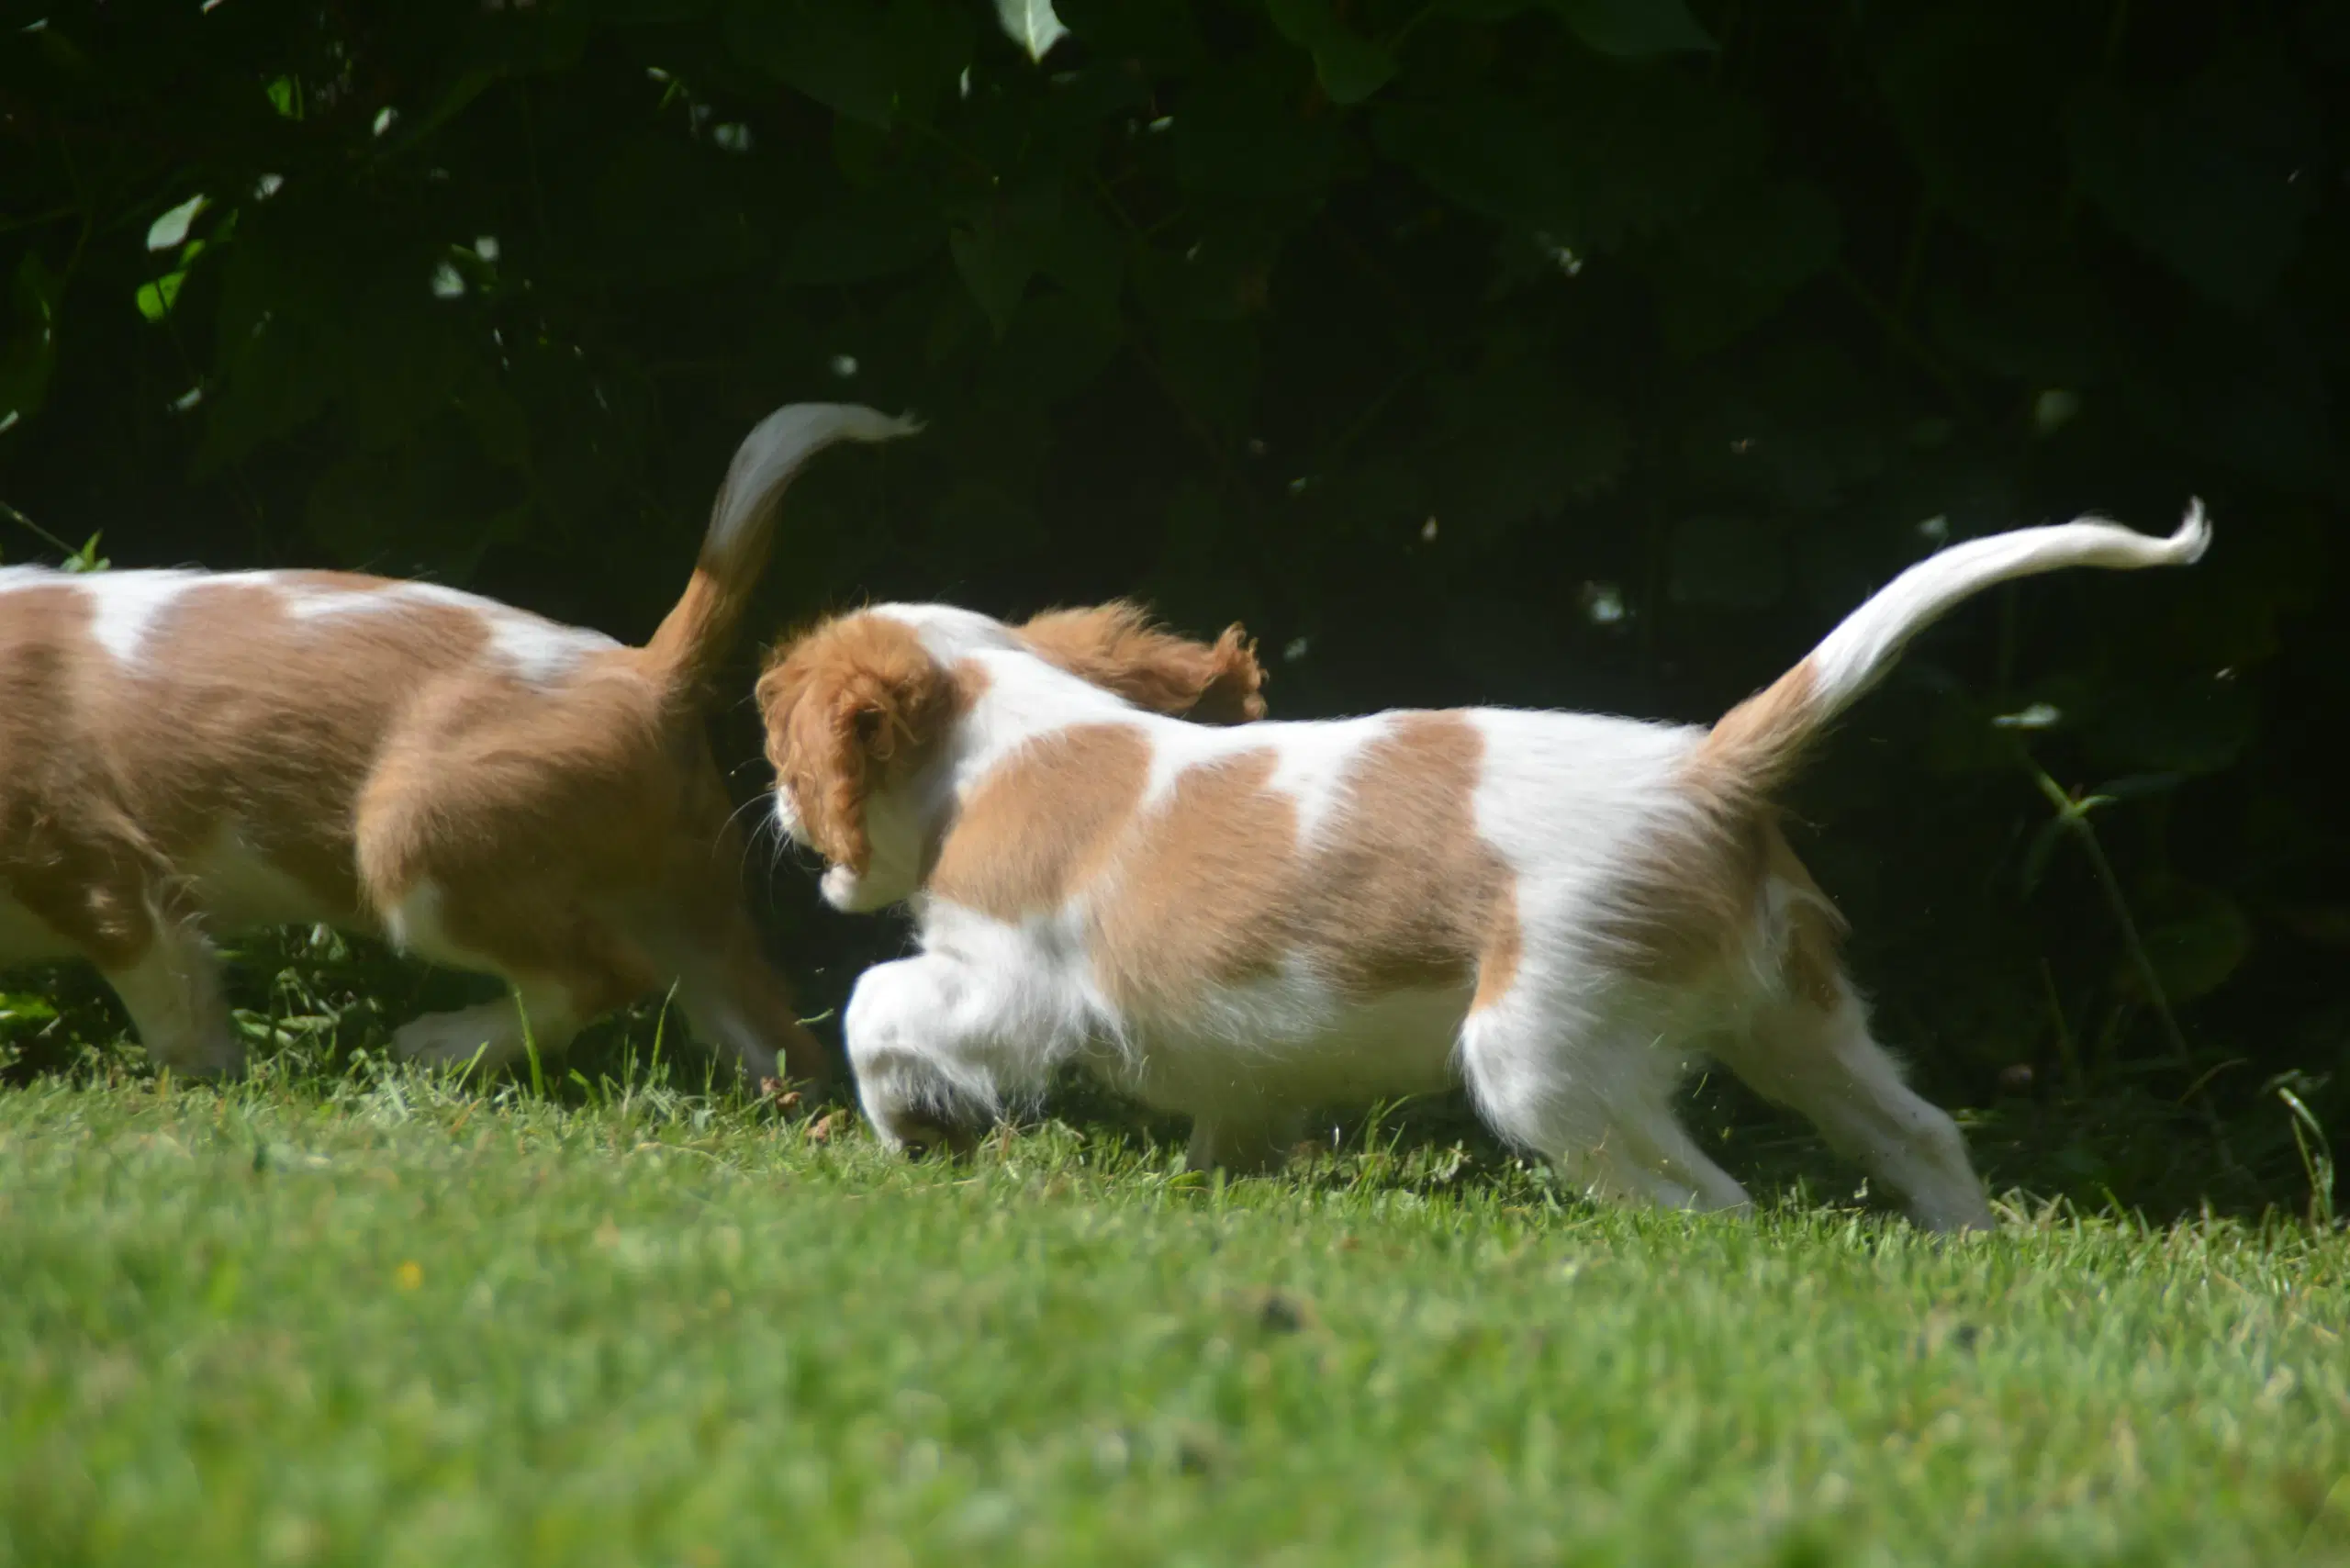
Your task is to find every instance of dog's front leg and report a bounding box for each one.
[843,954,1058,1153]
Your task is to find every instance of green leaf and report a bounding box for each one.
[1877,6,2071,247]
[2126,881,2255,1004]
[2085,678,2256,778]
[1677,344,1886,510]
[1055,0,1205,67]
[1374,66,1757,251]
[146,195,209,253]
[2065,49,2318,312]
[1544,0,1715,57]
[302,420,528,578]
[1670,515,1786,609]
[1037,196,1125,326]
[0,252,62,424]
[994,0,1069,63]
[1443,595,1563,689]
[950,185,1064,339]
[1172,50,1341,204]
[725,0,971,129]
[2019,815,2068,900]
[780,186,946,286]
[1426,356,1629,543]
[1375,94,1583,238]
[1267,0,1398,105]
[1927,261,2123,386]
[981,288,1125,405]
[1646,179,1841,355]
[135,271,187,322]
[1132,225,1279,325]
[1151,317,1260,435]
[586,137,769,287]
[0,993,60,1027]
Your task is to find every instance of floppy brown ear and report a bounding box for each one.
[1016,600,1269,724]
[756,617,956,872]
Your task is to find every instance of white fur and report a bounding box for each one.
[800,510,2210,1229]
[1805,503,2209,716]
[281,578,617,686]
[75,569,205,664]
[185,826,336,929]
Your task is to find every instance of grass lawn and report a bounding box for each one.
[4,1032,2346,1568]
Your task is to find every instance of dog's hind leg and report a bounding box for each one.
[375,877,651,1074]
[638,853,833,1086]
[1713,982,1994,1232]
[1459,979,1751,1215]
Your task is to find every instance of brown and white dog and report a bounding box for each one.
[0,405,948,1080]
[1,408,1277,1082]
[758,508,2211,1229]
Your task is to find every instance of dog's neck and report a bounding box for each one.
[890,644,1166,903]
[933,645,1151,808]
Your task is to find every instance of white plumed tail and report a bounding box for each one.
[1692,502,2211,801]
[1805,501,2210,716]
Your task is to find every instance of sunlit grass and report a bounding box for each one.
[4,1003,2346,1567]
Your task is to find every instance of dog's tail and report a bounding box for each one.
[1688,503,2211,806]
[642,402,923,705]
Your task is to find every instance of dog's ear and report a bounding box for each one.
[757,617,955,872]
[1016,600,1268,724]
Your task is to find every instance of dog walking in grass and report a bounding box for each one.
[758,507,2210,1228]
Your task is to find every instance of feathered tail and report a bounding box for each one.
[1689,502,2211,804]
[642,402,923,705]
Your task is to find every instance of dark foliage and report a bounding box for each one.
[5,0,2345,1212]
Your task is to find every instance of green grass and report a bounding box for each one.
[5,1039,2347,1568]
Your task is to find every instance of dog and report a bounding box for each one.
[757,507,2211,1229]
[0,403,1262,1081]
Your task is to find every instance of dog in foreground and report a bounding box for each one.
[0,402,1254,1081]
[762,506,2212,1229]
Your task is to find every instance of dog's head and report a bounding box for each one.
[757,601,1268,912]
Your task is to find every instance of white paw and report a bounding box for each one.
[147,1030,247,1081]
[391,1003,524,1070]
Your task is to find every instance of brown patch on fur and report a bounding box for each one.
[1765,824,1847,1012]
[755,613,959,873]
[1302,713,1516,1001]
[1081,712,1517,1019]
[1472,891,1521,1014]
[927,724,1153,919]
[1595,658,1833,987]
[1016,601,1268,724]
[1092,747,1297,1012]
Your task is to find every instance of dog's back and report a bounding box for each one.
[2,567,611,930]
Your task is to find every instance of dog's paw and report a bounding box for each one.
[391,1002,524,1070]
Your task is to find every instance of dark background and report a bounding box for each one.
[5,0,2344,1213]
